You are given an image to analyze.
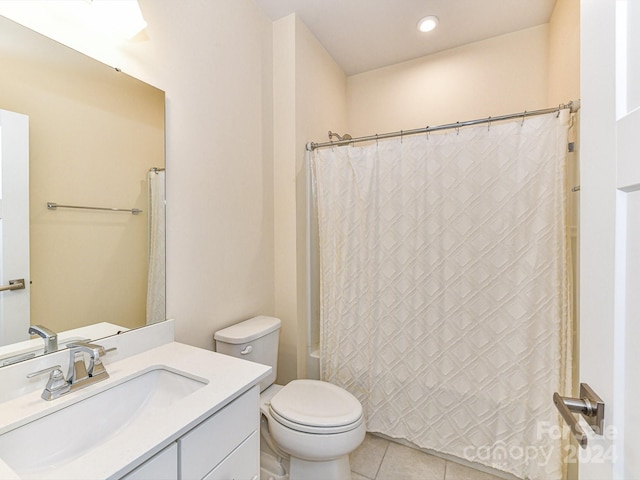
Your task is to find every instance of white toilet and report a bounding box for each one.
[214,316,366,480]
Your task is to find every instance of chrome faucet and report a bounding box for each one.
[27,341,114,401]
[28,325,58,353]
[66,341,109,385]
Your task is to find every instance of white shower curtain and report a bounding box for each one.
[146,169,165,325]
[312,111,573,480]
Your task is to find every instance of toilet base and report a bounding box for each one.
[289,455,351,480]
[260,451,288,480]
[261,466,288,480]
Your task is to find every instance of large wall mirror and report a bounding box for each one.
[0,15,165,365]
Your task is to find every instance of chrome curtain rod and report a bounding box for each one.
[47,202,142,215]
[306,100,580,151]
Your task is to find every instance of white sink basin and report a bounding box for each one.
[0,367,207,478]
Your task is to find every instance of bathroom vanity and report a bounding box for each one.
[0,320,271,480]
[124,383,259,480]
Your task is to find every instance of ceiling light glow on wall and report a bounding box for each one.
[0,0,147,41]
[417,16,439,33]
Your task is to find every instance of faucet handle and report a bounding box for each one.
[92,346,116,378]
[66,341,116,357]
[27,365,71,401]
[27,364,63,379]
[67,341,105,354]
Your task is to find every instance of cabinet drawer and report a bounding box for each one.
[179,385,259,480]
[202,431,259,480]
[122,443,178,480]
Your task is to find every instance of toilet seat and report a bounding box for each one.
[269,380,363,434]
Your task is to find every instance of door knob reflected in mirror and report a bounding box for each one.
[0,279,25,292]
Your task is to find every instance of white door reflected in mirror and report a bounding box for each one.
[0,109,30,346]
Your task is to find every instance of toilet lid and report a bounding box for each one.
[269,379,363,432]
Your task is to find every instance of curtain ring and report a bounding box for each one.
[487,117,492,131]
[456,122,460,135]
[425,127,430,140]
[521,111,527,126]
[556,104,561,118]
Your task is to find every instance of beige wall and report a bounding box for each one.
[346,4,580,139]
[273,15,298,383]
[117,0,277,351]
[548,7,580,467]
[548,0,580,105]
[347,25,550,136]
[273,14,348,383]
[122,6,346,377]
[0,17,164,333]
[293,17,348,379]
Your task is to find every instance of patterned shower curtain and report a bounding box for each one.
[146,169,165,325]
[312,111,573,479]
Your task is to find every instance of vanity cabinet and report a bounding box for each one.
[122,385,259,480]
[123,443,178,480]
[180,384,259,479]
[202,432,258,480]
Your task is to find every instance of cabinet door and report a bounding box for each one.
[203,431,259,480]
[122,443,178,480]
[180,386,259,479]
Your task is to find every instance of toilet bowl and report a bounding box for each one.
[214,316,366,480]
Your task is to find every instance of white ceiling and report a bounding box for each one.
[253,0,557,76]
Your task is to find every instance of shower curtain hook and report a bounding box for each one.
[456,122,460,135]
[556,105,561,118]
[376,134,379,147]
[401,130,404,143]
[425,127,430,140]
[487,117,492,131]
[521,111,527,126]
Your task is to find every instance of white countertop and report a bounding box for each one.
[0,341,271,480]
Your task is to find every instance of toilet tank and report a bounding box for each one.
[214,316,281,392]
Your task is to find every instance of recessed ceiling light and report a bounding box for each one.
[417,16,439,33]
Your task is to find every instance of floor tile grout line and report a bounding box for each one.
[373,438,391,480]
[355,433,505,480]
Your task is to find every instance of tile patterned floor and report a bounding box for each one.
[350,434,504,480]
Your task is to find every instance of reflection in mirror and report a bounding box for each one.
[0,15,165,364]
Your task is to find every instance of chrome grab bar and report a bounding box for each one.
[47,202,142,215]
[0,279,25,292]
[553,383,605,448]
